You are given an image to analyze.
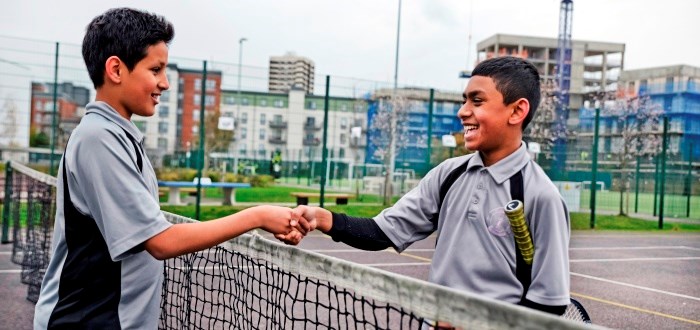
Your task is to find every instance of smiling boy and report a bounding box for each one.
[34,8,308,329]
[290,56,571,315]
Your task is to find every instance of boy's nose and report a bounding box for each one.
[159,77,170,90]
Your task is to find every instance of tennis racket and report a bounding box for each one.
[504,200,593,324]
[564,298,592,323]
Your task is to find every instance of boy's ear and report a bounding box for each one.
[104,56,123,85]
[508,98,530,126]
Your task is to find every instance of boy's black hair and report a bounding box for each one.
[82,8,174,88]
[471,56,541,130]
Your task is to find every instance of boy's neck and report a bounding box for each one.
[479,138,522,167]
[95,89,131,120]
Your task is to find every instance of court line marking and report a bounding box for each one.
[570,246,700,251]
[571,257,700,263]
[571,272,700,302]
[0,269,21,274]
[571,292,700,326]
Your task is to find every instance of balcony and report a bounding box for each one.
[304,123,322,131]
[269,120,288,129]
[350,138,366,148]
[303,137,320,146]
[269,136,286,144]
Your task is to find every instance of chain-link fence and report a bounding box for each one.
[1,34,698,223]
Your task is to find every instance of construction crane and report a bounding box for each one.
[552,0,573,179]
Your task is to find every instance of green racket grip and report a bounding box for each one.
[504,200,534,265]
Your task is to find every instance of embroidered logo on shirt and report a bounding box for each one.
[487,207,512,237]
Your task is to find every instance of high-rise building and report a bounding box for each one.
[476,34,625,126]
[268,53,315,94]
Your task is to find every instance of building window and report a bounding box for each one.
[241,112,248,124]
[242,97,249,106]
[339,148,345,158]
[158,122,168,134]
[205,95,215,106]
[206,79,217,91]
[258,144,266,157]
[274,99,284,108]
[157,138,168,149]
[238,145,247,156]
[340,118,348,129]
[308,101,316,110]
[159,105,169,118]
[195,78,202,90]
[260,113,266,125]
[223,96,236,105]
[259,128,266,140]
[241,127,247,139]
[193,109,200,119]
[260,99,267,107]
[161,91,170,102]
[340,104,347,111]
[193,94,200,104]
[340,133,347,144]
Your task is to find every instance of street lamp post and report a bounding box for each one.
[237,38,246,172]
[384,0,402,204]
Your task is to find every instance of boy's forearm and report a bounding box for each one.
[145,206,264,259]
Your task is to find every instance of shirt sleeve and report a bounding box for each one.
[67,125,171,261]
[525,185,571,306]
[373,159,459,252]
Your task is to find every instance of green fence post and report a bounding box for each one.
[634,156,640,213]
[195,60,207,221]
[590,107,600,229]
[658,116,668,229]
[297,149,302,185]
[653,156,659,216]
[687,143,693,218]
[320,76,330,208]
[2,162,13,243]
[49,42,60,176]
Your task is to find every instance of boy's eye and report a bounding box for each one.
[151,67,161,73]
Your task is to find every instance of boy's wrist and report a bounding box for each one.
[316,208,333,233]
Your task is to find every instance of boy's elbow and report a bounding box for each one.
[144,241,170,260]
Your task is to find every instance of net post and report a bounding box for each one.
[2,161,12,243]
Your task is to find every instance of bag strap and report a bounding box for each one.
[436,157,531,301]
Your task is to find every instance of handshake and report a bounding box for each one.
[253,205,329,245]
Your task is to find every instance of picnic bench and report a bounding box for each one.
[290,192,353,206]
[158,180,251,205]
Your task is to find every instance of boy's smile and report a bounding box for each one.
[117,42,170,119]
[458,75,524,166]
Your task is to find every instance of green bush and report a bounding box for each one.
[222,173,248,183]
[250,175,274,187]
[206,170,221,182]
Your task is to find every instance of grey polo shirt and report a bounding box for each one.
[35,101,172,329]
[375,143,570,306]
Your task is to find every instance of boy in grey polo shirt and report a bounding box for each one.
[287,57,570,315]
[34,8,311,329]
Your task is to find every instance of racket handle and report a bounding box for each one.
[504,200,534,265]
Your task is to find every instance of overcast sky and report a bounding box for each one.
[2,0,698,92]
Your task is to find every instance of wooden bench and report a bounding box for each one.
[158,181,251,205]
[290,192,353,206]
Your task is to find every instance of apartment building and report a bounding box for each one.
[220,87,368,167]
[365,88,464,175]
[618,65,700,160]
[30,82,90,147]
[476,33,625,126]
[268,53,315,94]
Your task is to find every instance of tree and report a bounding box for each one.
[191,108,234,171]
[601,91,664,215]
[369,94,413,205]
[30,128,50,148]
[524,79,567,162]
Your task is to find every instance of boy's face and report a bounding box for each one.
[118,42,169,118]
[457,75,516,155]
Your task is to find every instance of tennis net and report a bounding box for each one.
[3,161,594,329]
